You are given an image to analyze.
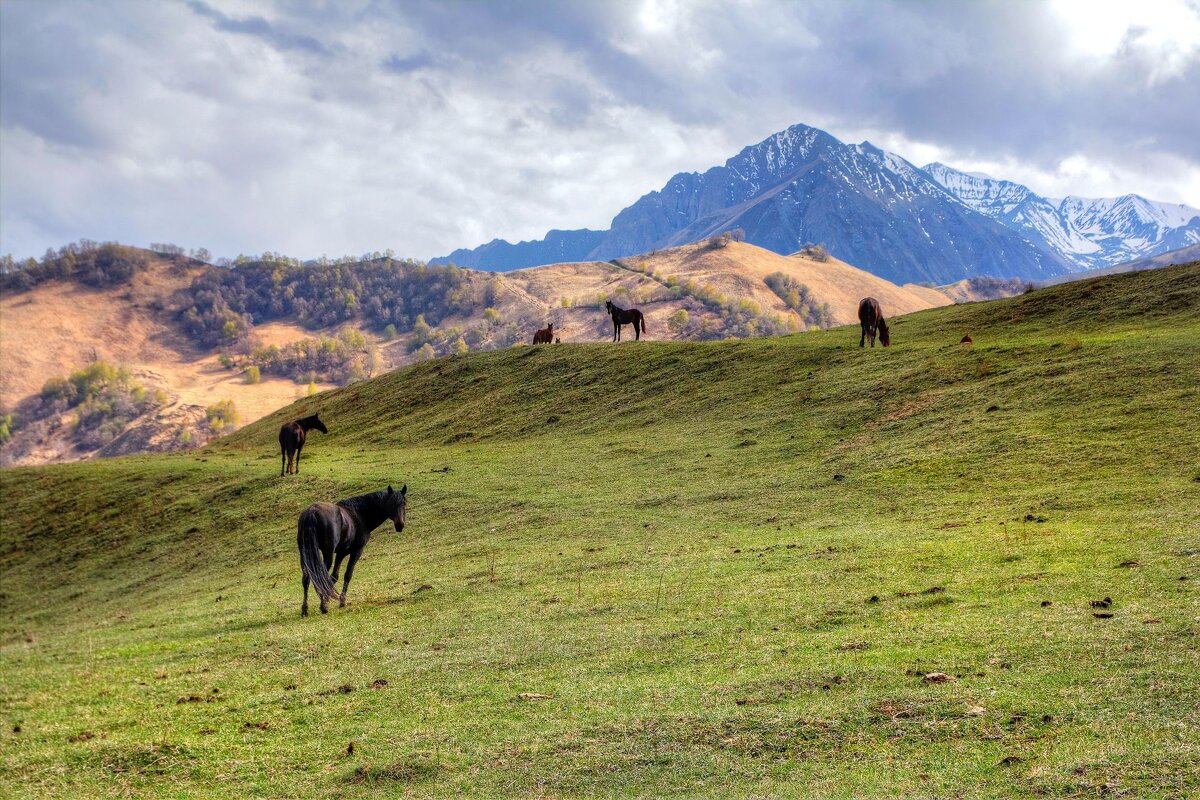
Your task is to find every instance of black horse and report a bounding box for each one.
[279,413,327,476]
[858,297,891,348]
[298,484,407,616]
[605,300,646,341]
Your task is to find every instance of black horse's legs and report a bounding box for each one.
[319,548,333,613]
[634,318,641,341]
[301,571,310,616]
[282,449,287,476]
[294,444,302,474]
[330,552,346,582]
[339,551,362,607]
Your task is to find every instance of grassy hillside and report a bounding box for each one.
[1,264,1198,798]
[2,238,974,465]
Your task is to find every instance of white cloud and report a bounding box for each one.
[1,0,1197,262]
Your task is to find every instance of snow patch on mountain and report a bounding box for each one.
[925,163,1200,270]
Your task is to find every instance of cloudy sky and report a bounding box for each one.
[2,0,1198,262]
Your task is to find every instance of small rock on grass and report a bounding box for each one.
[965,706,986,717]
[518,692,554,700]
[922,672,955,683]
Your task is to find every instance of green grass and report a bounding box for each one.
[2,264,1199,799]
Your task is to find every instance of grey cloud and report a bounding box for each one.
[186,1,330,54]
[383,51,439,73]
[0,0,1196,263]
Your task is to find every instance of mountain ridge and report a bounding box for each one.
[923,162,1200,271]
[432,123,1198,282]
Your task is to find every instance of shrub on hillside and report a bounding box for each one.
[798,243,830,262]
[205,399,239,433]
[247,329,370,385]
[966,274,1026,299]
[176,254,484,346]
[764,272,834,329]
[38,360,164,448]
[1,241,156,292]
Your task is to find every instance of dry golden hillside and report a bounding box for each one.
[484,240,960,342]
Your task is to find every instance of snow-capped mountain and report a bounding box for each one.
[924,163,1200,271]
[433,123,1195,283]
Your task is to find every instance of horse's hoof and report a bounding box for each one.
[301,608,308,617]
[320,606,328,614]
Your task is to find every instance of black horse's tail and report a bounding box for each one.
[640,312,647,334]
[297,510,338,602]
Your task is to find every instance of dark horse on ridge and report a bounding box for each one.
[605,300,646,341]
[532,322,554,344]
[858,297,891,348]
[298,484,407,615]
[280,413,327,476]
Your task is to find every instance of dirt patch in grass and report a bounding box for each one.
[732,673,851,704]
[350,758,439,784]
[95,742,196,776]
[544,713,851,771]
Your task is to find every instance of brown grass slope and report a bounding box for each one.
[491,240,958,341]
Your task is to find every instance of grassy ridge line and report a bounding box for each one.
[0,263,1197,798]
[219,261,1200,451]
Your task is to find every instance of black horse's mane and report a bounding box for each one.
[336,488,395,516]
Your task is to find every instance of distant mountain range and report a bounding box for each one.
[432,123,1200,284]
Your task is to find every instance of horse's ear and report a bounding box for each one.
[387,485,393,495]
[401,484,407,495]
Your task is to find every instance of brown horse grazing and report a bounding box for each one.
[533,322,554,344]
[280,413,328,475]
[605,300,646,341]
[858,297,890,348]
[298,484,407,616]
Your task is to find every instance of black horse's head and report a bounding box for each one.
[605,300,613,313]
[386,484,407,532]
[305,413,328,434]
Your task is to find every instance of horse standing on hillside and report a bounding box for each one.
[298,484,407,616]
[858,297,891,348]
[279,413,328,476]
[533,322,554,344]
[605,300,647,341]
